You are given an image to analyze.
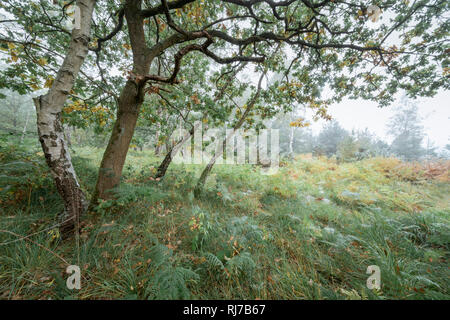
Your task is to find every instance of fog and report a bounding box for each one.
[310,90,449,150]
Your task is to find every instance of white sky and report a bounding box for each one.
[308,89,450,149]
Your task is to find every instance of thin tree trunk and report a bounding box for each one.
[153,63,246,179]
[12,95,18,128]
[154,108,162,155]
[20,109,30,144]
[194,72,266,198]
[194,139,226,198]
[33,0,96,237]
[155,122,200,178]
[288,112,294,159]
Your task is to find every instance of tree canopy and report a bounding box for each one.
[2,0,448,113]
[0,0,448,234]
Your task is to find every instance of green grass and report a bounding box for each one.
[0,140,449,300]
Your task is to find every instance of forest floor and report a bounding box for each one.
[0,139,449,300]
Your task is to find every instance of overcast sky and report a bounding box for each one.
[307,89,450,150]
[306,7,449,151]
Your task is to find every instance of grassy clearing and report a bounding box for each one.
[0,140,449,300]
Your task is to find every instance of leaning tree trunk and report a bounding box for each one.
[34,0,96,237]
[194,72,266,198]
[194,146,224,198]
[92,0,154,203]
[64,125,72,148]
[92,81,145,201]
[155,123,200,179]
[154,107,163,155]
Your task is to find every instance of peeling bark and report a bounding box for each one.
[154,108,163,155]
[34,0,96,237]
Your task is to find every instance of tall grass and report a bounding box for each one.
[0,142,448,299]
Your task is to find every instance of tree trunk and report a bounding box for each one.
[194,72,266,198]
[92,0,153,203]
[288,113,295,159]
[34,0,96,237]
[155,131,162,155]
[12,95,18,128]
[194,146,223,198]
[165,140,172,155]
[155,123,199,179]
[154,108,162,155]
[20,109,30,144]
[92,81,145,200]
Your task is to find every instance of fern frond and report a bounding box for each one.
[203,252,225,271]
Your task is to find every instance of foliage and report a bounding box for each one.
[316,121,349,157]
[1,0,449,149]
[388,98,427,161]
[0,0,449,301]
[0,140,54,207]
[1,146,448,299]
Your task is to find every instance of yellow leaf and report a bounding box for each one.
[37,58,48,66]
[10,52,18,62]
[44,77,54,88]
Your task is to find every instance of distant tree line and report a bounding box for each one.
[1,88,446,163]
[272,98,446,162]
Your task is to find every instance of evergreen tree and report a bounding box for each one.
[388,98,426,161]
[316,121,349,157]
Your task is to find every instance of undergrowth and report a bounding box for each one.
[0,142,448,300]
